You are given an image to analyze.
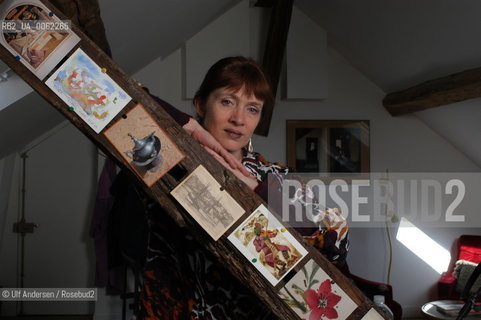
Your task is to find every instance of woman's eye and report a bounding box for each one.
[221,99,232,106]
[248,106,260,114]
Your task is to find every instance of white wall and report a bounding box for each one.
[0,73,32,112]
[132,1,481,317]
[184,0,250,99]
[0,153,15,252]
[416,98,481,168]
[0,124,97,316]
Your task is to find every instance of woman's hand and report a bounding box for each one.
[203,146,259,190]
[183,118,255,179]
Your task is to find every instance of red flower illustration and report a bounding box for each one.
[305,279,342,320]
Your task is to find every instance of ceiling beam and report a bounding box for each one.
[254,0,276,7]
[383,66,481,116]
[255,0,293,136]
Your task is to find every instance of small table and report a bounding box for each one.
[422,300,481,320]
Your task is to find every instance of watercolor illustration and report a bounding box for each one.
[46,48,131,133]
[228,204,308,286]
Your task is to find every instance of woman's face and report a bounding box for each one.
[195,86,263,160]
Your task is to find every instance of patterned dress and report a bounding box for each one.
[139,151,349,320]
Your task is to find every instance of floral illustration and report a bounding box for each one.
[279,260,357,320]
[305,280,341,320]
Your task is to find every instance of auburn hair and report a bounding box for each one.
[193,56,273,112]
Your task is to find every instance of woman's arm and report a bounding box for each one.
[148,90,254,179]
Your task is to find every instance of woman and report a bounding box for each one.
[139,57,349,319]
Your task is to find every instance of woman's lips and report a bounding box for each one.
[225,129,243,139]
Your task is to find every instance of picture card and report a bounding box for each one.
[278,259,357,320]
[46,48,131,133]
[361,308,385,320]
[170,165,245,240]
[104,103,184,186]
[228,204,308,286]
[0,0,80,79]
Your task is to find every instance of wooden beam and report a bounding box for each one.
[0,1,383,318]
[255,0,276,7]
[49,0,112,57]
[256,0,293,136]
[383,66,481,116]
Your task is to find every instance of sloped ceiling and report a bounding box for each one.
[295,0,481,93]
[294,0,481,169]
[98,0,241,76]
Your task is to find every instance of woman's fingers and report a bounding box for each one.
[217,148,255,178]
[203,145,229,165]
[203,146,258,190]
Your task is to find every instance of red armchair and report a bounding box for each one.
[438,235,481,300]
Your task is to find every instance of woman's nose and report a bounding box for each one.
[229,107,245,125]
